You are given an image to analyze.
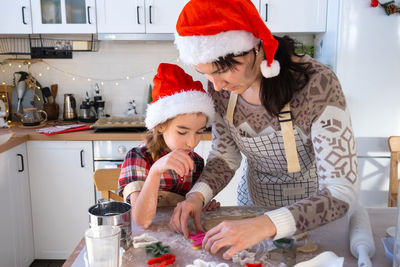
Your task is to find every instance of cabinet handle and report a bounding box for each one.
[80,149,85,168]
[17,154,24,172]
[137,6,141,24]
[87,6,92,24]
[22,6,27,25]
[149,5,152,24]
[265,3,268,22]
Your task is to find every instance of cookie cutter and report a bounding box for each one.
[186,259,229,267]
[133,233,159,248]
[188,231,206,247]
[232,250,256,265]
[147,253,176,267]
[145,241,171,257]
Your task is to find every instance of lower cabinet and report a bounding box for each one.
[0,143,34,267]
[27,141,95,259]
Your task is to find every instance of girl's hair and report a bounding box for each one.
[213,35,312,116]
[144,120,170,160]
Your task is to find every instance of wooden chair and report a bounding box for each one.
[388,136,400,207]
[93,168,123,201]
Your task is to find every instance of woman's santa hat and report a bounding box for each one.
[175,0,280,78]
[145,63,215,130]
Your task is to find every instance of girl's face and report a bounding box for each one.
[159,113,207,152]
[194,50,262,94]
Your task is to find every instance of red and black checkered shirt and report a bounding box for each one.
[118,145,204,199]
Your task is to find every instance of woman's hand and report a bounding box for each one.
[202,215,277,260]
[169,192,205,237]
[203,199,221,211]
[150,149,194,177]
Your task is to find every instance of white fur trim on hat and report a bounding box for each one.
[145,90,215,130]
[175,30,259,66]
[260,59,280,78]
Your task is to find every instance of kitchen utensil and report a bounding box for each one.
[42,87,52,104]
[21,108,47,126]
[85,225,120,267]
[88,200,132,250]
[63,94,77,120]
[349,205,375,267]
[51,84,58,103]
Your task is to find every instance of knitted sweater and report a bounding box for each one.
[189,55,358,239]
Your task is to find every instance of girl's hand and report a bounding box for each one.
[169,192,205,237]
[202,215,277,260]
[203,199,221,211]
[150,149,194,177]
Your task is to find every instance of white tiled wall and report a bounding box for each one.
[0,41,207,118]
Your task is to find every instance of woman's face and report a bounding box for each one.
[194,50,262,94]
[159,113,207,152]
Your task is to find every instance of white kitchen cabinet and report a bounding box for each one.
[27,141,95,259]
[96,0,188,35]
[194,141,244,206]
[0,0,32,34]
[31,0,96,33]
[259,0,327,33]
[0,143,34,267]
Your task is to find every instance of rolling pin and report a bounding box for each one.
[349,205,375,267]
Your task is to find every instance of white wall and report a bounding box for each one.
[0,41,207,118]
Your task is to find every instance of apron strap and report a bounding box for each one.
[279,103,301,173]
[226,93,300,173]
[226,92,238,123]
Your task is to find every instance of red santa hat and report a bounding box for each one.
[175,0,280,78]
[145,63,215,130]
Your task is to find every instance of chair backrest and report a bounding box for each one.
[93,168,123,201]
[388,136,400,207]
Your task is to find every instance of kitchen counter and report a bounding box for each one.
[65,206,395,267]
[0,122,212,153]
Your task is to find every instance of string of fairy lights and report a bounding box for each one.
[0,55,181,86]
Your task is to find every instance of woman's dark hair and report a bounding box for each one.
[213,35,312,116]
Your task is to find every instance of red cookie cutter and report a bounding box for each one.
[147,253,176,267]
[245,263,263,267]
[188,231,205,247]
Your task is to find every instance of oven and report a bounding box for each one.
[93,140,141,201]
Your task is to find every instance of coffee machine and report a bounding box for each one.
[63,94,77,120]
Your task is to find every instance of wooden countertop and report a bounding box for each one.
[64,206,395,267]
[0,121,212,153]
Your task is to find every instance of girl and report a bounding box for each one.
[118,63,219,229]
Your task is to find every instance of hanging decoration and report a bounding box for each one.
[0,56,181,86]
[370,0,400,15]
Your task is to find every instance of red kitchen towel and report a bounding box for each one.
[36,124,91,135]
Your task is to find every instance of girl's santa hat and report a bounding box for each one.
[145,63,215,130]
[175,0,280,78]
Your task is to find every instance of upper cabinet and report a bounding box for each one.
[0,0,32,34]
[97,0,188,35]
[31,0,96,33]
[259,0,327,33]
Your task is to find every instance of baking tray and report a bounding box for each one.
[91,116,147,133]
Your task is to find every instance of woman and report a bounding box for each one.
[169,0,358,260]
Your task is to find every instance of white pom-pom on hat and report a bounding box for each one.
[260,60,280,78]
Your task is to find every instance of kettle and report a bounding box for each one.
[63,94,77,120]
